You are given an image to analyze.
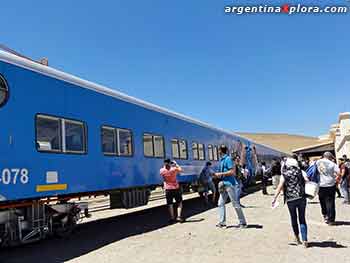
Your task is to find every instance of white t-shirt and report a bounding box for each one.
[316,158,340,187]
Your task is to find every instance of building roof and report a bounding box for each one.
[292,140,334,155]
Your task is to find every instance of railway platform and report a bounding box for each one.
[0,186,349,263]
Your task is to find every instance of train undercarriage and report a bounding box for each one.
[0,187,154,247]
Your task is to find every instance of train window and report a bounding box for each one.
[0,75,8,107]
[64,120,86,153]
[154,135,165,158]
[213,145,218,161]
[179,140,188,159]
[208,144,213,161]
[198,143,205,160]
[118,128,133,156]
[36,115,61,152]
[192,142,199,160]
[101,126,116,155]
[171,139,180,159]
[143,134,154,157]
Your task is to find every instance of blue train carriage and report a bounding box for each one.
[0,50,284,246]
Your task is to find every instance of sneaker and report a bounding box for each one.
[294,236,302,245]
[303,241,309,248]
[177,217,185,223]
[216,222,226,228]
[328,221,336,226]
[239,224,248,229]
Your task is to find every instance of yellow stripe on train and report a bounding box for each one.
[36,184,67,192]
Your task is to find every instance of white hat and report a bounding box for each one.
[285,158,298,168]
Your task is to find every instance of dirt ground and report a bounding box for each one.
[1,186,349,263]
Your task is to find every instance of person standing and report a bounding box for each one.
[234,156,244,207]
[259,161,269,195]
[271,158,282,190]
[215,145,247,228]
[160,159,184,223]
[338,157,350,204]
[199,161,217,204]
[316,152,340,225]
[272,157,309,248]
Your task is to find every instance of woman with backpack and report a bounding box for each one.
[272,157,310,248]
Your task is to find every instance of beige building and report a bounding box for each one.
[293,112,350,160]
[332,112,350,159]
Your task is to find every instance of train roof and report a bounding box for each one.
[0,50,283,154]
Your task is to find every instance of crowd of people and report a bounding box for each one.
[159,147,350,248]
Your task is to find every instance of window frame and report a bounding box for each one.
[35,114,62,153]
[101,125,134,157]
[143,133,165,159]
[171,139,180,159]
[101,125,117,156]
[63,119,87,154]
[0,74,9,108]
[117,128,134,157]
[192,141,199,160]
[208,144,214,161]
[35,114,87,155]
[179,139,188,160]
[213,145,219,161]
[171,138,188,160]
[198,143,205,161]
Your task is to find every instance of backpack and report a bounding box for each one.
[306,162,320,183]
[198,167,209,186]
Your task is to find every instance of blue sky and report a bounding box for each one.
[1,1,349,136]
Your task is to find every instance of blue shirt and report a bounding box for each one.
[219,154,237,185]
[200,166,214,183]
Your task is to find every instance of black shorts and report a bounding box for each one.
[165,189,183,205]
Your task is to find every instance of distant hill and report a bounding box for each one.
[236,133,320,154]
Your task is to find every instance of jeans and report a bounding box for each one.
[340,178,349,203]
[287,198,308,241]
[318,186,336,222]
[235,179,242,204]
[218,184,247,225]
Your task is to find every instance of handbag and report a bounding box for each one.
[305,181,319,199]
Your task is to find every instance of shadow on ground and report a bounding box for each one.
[0,184,265,263]
[0,197,221,263]
[333,221,350,226]
[308,241,347,248]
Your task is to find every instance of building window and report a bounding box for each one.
[36,115,61,152]
[36,115,87,154]
[65,120,86,153]
[208,144,213,161]
[192,142,199,160]
[0,75,9,107]
[143,133,165,158]
[101,126,133,156]
[198,143,205,160]
[171,139,188,159]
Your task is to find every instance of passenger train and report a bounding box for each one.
[0,50,285,246]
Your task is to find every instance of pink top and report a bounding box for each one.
[160,166,180,190]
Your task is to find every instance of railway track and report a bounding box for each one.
[79,188,198,214]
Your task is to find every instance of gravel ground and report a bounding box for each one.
[1,186,349,263]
